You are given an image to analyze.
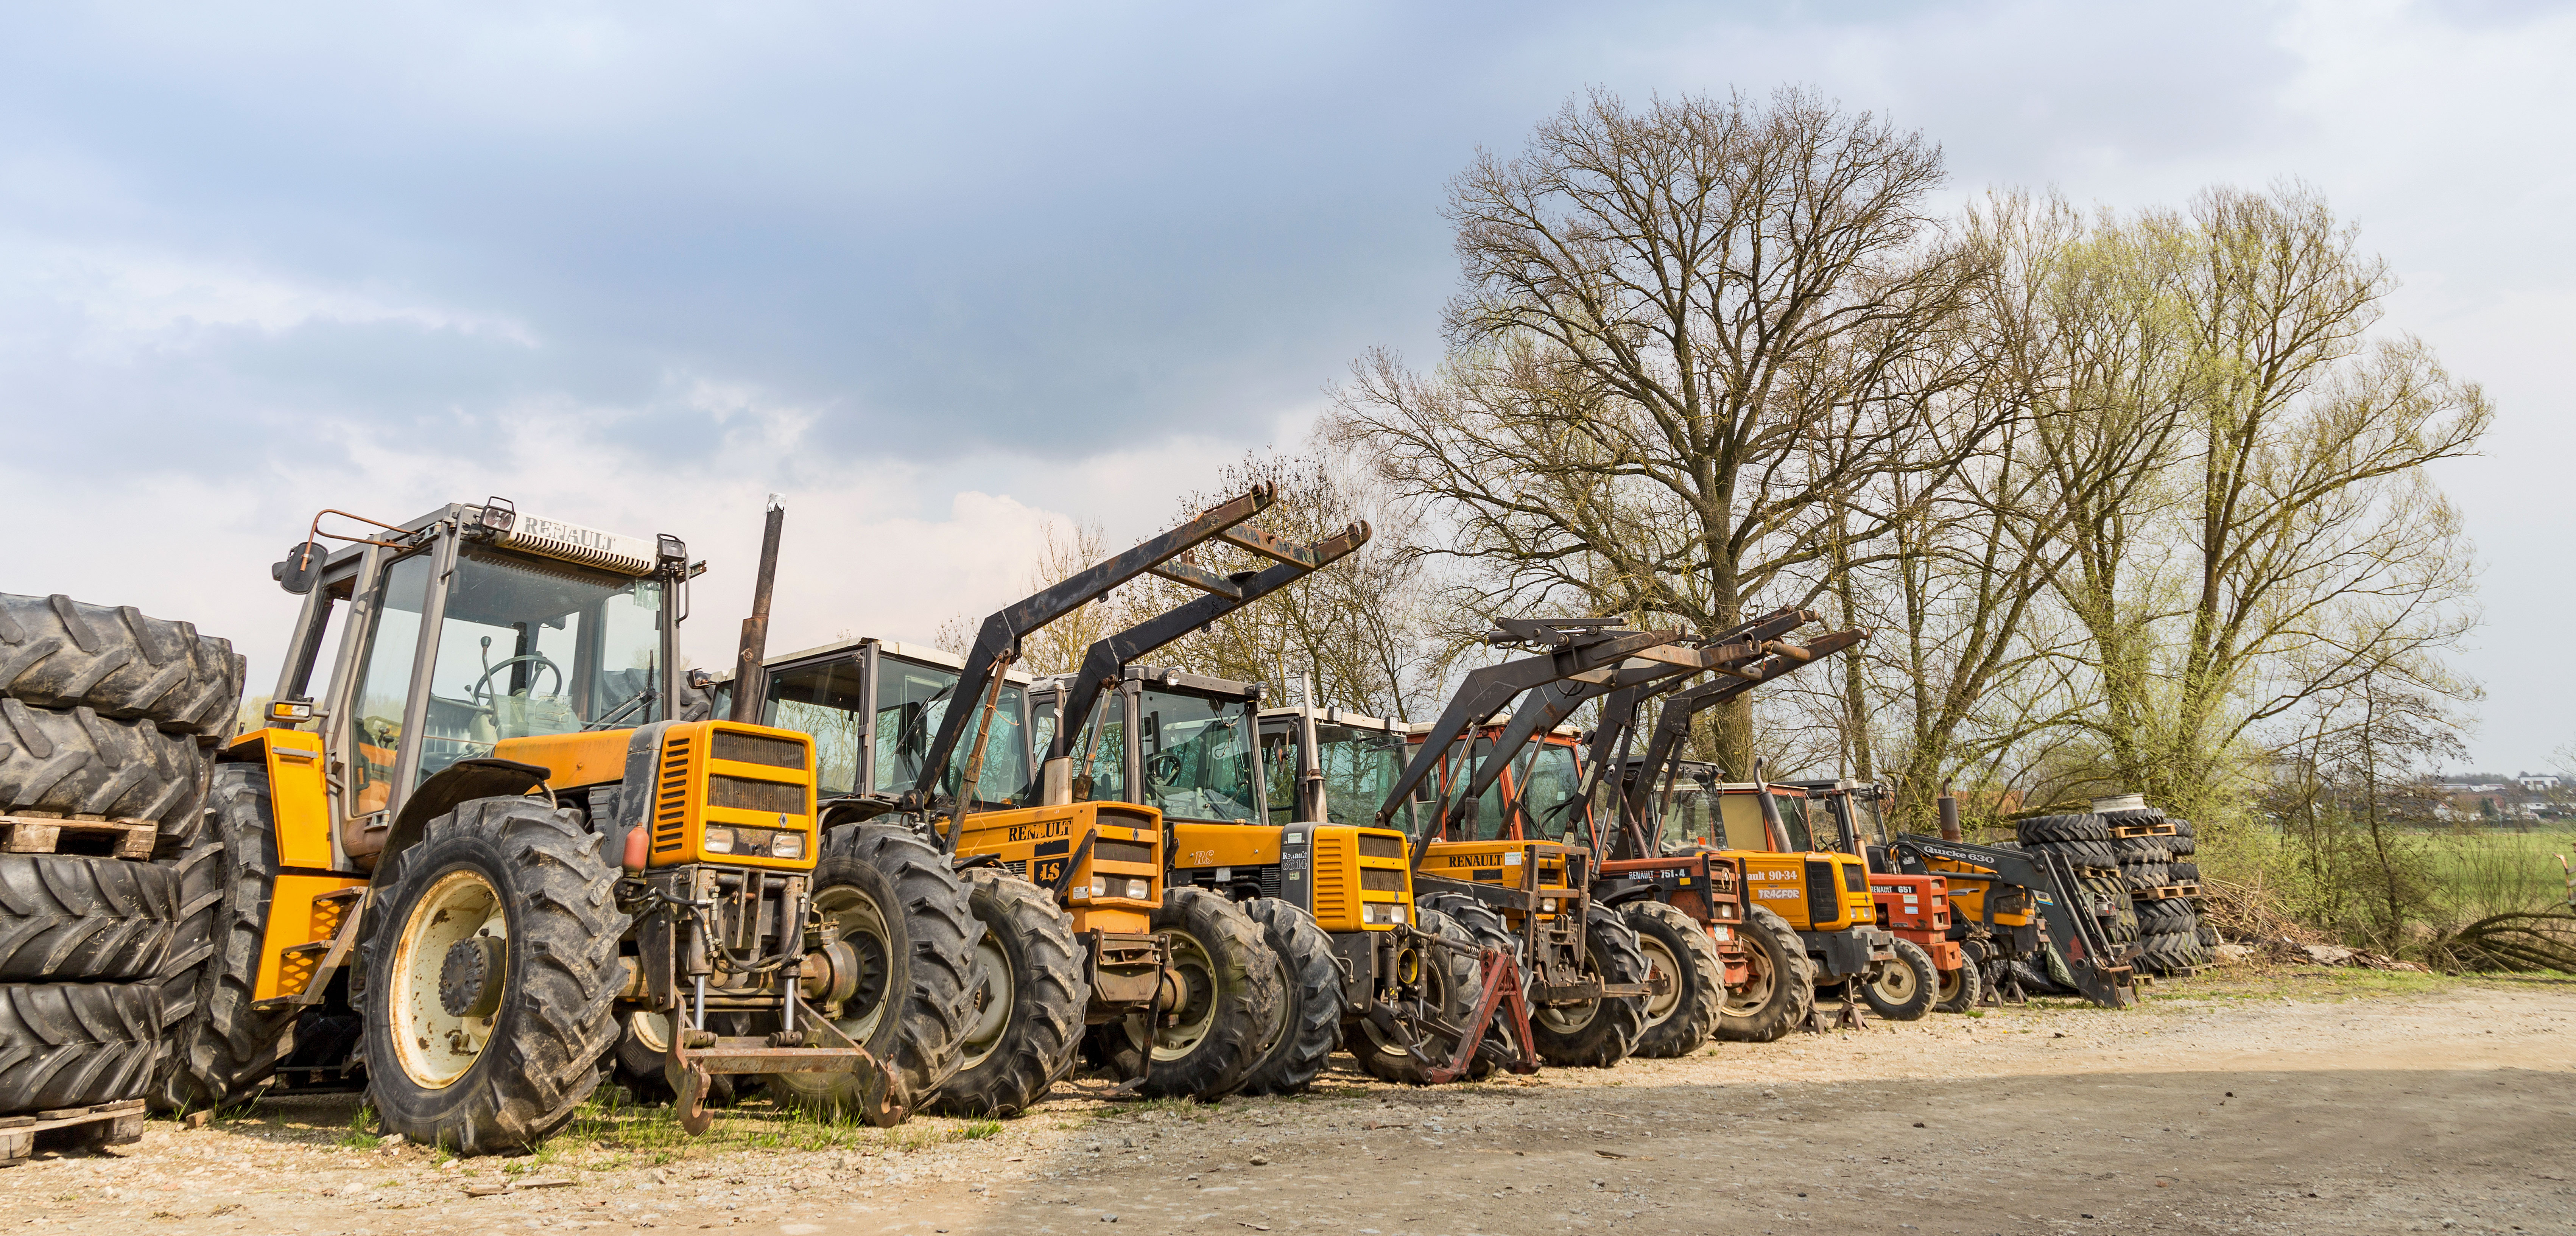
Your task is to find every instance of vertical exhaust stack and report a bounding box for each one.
[1938,780,1961,841]
[727,496,785,725]
[1752,755,1793,852]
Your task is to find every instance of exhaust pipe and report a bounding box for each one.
[728,496,785,724]
[1938,780,1961,841]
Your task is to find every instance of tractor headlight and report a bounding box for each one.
[1364,902,1409,925]
[1127,877,1152,899]
[704,827,737,854]
[1539,898,1557,914]
[771,831,805,859]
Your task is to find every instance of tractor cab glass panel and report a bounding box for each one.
[1445,737,1508,841]
[346,552,435,818]
[1070,695,1125,803]
[1517,742,1585,842]
[416,550,666,782]
[1264,719,1409,826]
[1136,688,1258,823]
[763,657,869,796]
[1661,769,1720,850]
[872,657,1028,809]
[1844,793,1889,849]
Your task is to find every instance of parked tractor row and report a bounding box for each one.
[2,486,2151,1157]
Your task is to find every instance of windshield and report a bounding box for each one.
[358,548,664,794]
[759,652,1027,808]
[1659,773,1721,851]
[1136,688,1260,822]
[1262,717,1409,826]
[1517,742,1585,841]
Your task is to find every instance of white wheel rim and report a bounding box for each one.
[1636,934,1682,1025]
[630,1010,671,1054]
[958,929,1013,1070]
[1873,959,1919,1004]
[390,868,508,1090]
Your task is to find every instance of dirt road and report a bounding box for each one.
[8,967,2572,1235]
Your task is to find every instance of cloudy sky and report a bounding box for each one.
[3,1,2567,773]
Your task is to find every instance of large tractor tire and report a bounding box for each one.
[766,822,976,1119]
[927,869,1083,1118]
[1861,938,1937,1021]
[358,797,623,1155]
[2110,834,2171,865]
[1234,898,1341,1096]
[2136,898,2196,934]
[0,594,246,737]
[1093,887,1283,1100]
[1931,951,1983,1013]
[1526,904,1648,1068]
[2120,863,2171,892]
[0,700,209,831]
[0,853,181,981]
[148,765,297,1114]
[0,981,162,1110]
[1623,900,1721,1058]
[2014,813,2106,845]
[1714,906,1813,1043]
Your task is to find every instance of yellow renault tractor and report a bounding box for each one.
[153,500,947,1151]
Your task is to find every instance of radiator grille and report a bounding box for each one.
[1360,867,1406,893]
[1356,833,1405,859]
[652,735,694,853]
[1094,837,1155,867]
[712,730,807,771]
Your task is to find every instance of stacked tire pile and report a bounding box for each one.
[0,594,245,1119]
[2012,813,2141,975]
[2099,804,2210,976]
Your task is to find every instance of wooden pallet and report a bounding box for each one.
[0,1100,144,1166]
[2109,822,2179,839]
[0,814,156,859]
[2132,883,2202,901]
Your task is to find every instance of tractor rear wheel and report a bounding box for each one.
[148,764,298,1115]
[359,797,623,1154]
[926,870,1082,1118]
[1095,887,1283,1099]
[1528,904,1648,1068]
[1714,906,1813,1043]
[1234,898,1341,1096]
[766,822,976,1119]
[1414,892,1536,1079]
[1932,952,1983,1013]
[1623,900,1721,1058]
[1862,939,1937,1021]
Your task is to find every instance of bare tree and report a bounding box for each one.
[1330,87,1991,773]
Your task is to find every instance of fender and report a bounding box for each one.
[379,757,557,870]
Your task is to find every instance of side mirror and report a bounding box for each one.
[273,542,326,595]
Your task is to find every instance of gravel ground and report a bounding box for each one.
[6,963,2571,1235]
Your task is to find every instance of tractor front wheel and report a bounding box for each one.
[925,870,1082,1118]
[1623,900,1722,1058]
[1094,887,1283,1100]
[1714,906,1813,1043]
[359,797,623,1155]
[1527,904,1648,1068]
[1862,939,1938,1021]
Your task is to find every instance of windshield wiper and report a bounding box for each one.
[586,686,657,730]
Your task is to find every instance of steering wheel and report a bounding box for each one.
[1145,750,1185,788]
[467,653,565,708]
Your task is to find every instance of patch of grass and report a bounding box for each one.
[335,1105,384,1150]
[536,1094,1020,1163]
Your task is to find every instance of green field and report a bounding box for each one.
[2417,827,2576,922]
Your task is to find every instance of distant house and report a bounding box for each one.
[2515,774,2566,793]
